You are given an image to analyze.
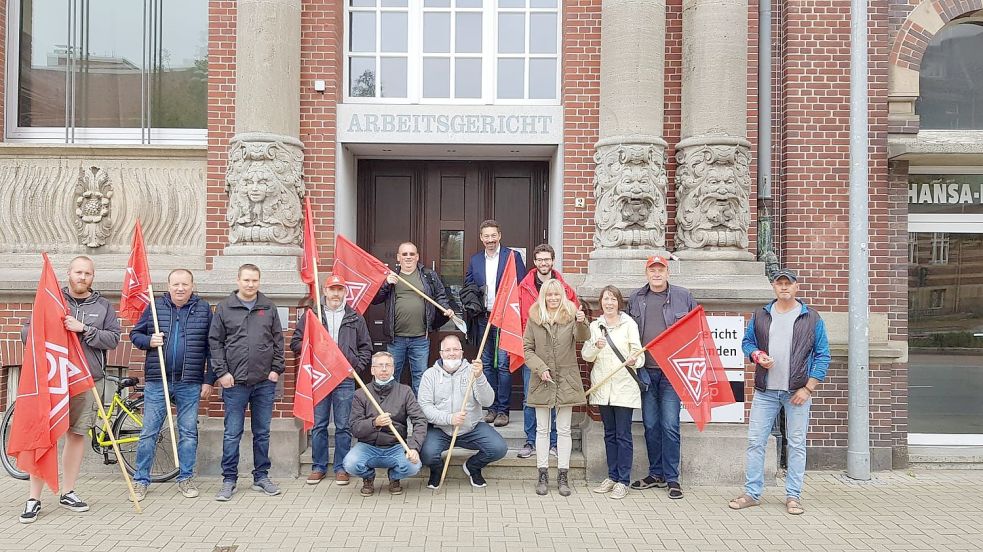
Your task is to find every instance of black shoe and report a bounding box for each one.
[59,490,90,512]
[667,482,684,499]
[463,462,487,488]
[427,468,442,490]
[19,499,41,524]
[630,475,667,490]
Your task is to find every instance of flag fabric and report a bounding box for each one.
[488,252,524,373]
[331,235,390,314]
[120,220,152,324]
[293,309,353,429]
[643,306,736,431]
[6,253,96,492]
[299,197,319,302]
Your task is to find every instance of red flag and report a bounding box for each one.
[299,197,319,302]
[6,253,96,492]
[120,220,152,324]
[488,252,524,372]
[643,306,736,431]
[293,309,353,429]
[331,235,389,314]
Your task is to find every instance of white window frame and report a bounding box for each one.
[3,0,207,145]
[343,0,561,105]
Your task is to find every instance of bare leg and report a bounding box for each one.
[61,432,87,492]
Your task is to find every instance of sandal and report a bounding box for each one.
[630,476,667,490]
[728,494,760,510]
[785,497,804,515]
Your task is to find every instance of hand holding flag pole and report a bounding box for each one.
[147,284,181,469]
[584,354,642,397]
[392,273,468,334]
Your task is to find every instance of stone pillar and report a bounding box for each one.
[674,0,753,260]
[223,0,305,259]
[581,0,668,297]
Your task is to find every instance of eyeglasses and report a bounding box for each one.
[440,348,463,353]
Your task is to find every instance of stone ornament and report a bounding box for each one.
[675,143,751,251]
[73,166,114,248]
[593,142,668,249]
[225,135,306,247]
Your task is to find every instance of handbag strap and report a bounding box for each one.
[599,325,643,385]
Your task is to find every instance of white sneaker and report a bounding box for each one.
[610,483,629,500]
[592,478,616,494]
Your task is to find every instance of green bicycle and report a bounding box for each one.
[1,372,179,482]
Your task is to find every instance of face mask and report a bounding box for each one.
[443,358,462,372]
[374,376,394,386]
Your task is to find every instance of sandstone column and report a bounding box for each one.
[674,0,753,260]
[581,0,669,296]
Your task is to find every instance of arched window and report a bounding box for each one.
[916,20,983,130]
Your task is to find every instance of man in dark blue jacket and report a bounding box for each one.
[729,268,830,515]
[464,219,526,427]
[130,269,214,501]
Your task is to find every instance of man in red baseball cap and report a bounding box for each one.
[290,273,373,486]
[625,254,698,499]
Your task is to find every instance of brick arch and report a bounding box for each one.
[891,0,983,73]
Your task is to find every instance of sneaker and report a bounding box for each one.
[427,469,442,490]
[517,443,535,459]
[133,483,149,502]
[549,446,558,457]
[360,478,376,496]
[251,478,282,496]
[215,480,236,502]
[178,478,200,498]
[306,471,326,485]
[19,499,41,524]
[59,490,90,512]
[335,471,350,486]
[483,411,496,424]
[592,478,616,494]
[610,483,629,500]
[463,462,487,488]
[667,481,683,499]
[388,479,403,495]
[493,413,509,427]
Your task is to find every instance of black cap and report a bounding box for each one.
[771,268,798,283]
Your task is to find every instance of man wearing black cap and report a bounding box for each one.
[625,255,698,499]
[729,268,830,515]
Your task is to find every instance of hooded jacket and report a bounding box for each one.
[518,269,577,330]
[208,291,284,386]
[130,293,213,385]
[523,305,591,408]
[417,358,494,435]
[582,313,645,409]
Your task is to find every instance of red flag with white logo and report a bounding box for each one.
[331,235,389,314]
[120,219,152,324]
[293,309,353,429]
[488,252,524,373]
[299,197,319,303]
[6,253,96,491]
[643,306,736,431]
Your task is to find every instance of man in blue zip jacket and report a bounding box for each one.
[729,268,830,516]
[130,269,214,501]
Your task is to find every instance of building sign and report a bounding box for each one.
[706,315,746,369]
[337,103,564,145]
[908,174,983,215]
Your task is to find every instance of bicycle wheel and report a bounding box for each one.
[111,397,179,483]
[1,403,30,480]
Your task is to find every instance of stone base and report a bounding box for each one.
[805,445,896,471]
[197,416,304,479]
[579,248,669,300]
[204,253,308,300]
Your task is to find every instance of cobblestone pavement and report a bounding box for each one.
[0,469,980,551]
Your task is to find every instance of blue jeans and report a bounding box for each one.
[220,379,275,483]
[311,379,355,474]
[420,422,508,471]
[389,335,430,395]
[744,389,811,500]
[640,368,682,483]
[522,365,556,447]
[133,381,201,486]
[476,317,510,414]
[599,405,634,485]
[342,442,422,481]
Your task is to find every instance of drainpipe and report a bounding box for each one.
[757,0,779,278]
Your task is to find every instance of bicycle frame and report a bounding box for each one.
[90,394,142,450]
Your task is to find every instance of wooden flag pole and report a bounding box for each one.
[435,317,495,490]
[147,284,181,468]
[584,356,639,397]
[90,386,142,512]
[393,273,467,330]
[350,370,412,454]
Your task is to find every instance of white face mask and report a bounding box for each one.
[374,375,394,386]
[442,358,463,372]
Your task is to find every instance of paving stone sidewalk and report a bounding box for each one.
[0,469,980,551]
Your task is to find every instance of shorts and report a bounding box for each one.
[68,389,98,436]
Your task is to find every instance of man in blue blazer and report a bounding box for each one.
[465,219,526,427]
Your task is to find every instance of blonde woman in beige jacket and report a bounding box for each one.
[523,279,589,497]
[582,285,644,499]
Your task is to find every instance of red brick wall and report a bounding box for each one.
[205,1,237,268]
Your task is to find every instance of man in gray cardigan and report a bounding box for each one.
[418,335,507,489]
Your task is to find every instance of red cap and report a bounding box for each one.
[646,255,670,268]
[324,274,347,288]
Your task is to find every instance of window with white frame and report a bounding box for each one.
[345,0,561,103]
[7,0,207,144]
[931,232,950,265]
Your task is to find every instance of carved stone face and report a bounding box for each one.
[241,164,277,203]
[703,166,739,200]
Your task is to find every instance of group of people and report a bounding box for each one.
[16,219,831,524]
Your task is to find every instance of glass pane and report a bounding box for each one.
[530,0,557,6]
[152,0,208,129]
[497,58,524,99]
[380,12,408,52]
[908,232,983,434]
[381,0,408,6]
[18,0,70,127]
[350,0,376,6]
[423,58,450,98]
[380,57,407,97]
[425,0,451,6]
[529,13,557,54]
[423,13,451,53]
[528,58,556,99]
[498,13,525,54]
[349,57,377,97]
[908,174,983,215]
[350,12,376,52]
[455,13,482,53]
[440,230,465,287]
[456,0,482,7]
[455,58,481,98]
[917,24,983,130]
[498,0,525,7]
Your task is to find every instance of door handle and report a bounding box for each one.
[432,261,436,270]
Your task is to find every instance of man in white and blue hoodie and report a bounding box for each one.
[418,335,507,489]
